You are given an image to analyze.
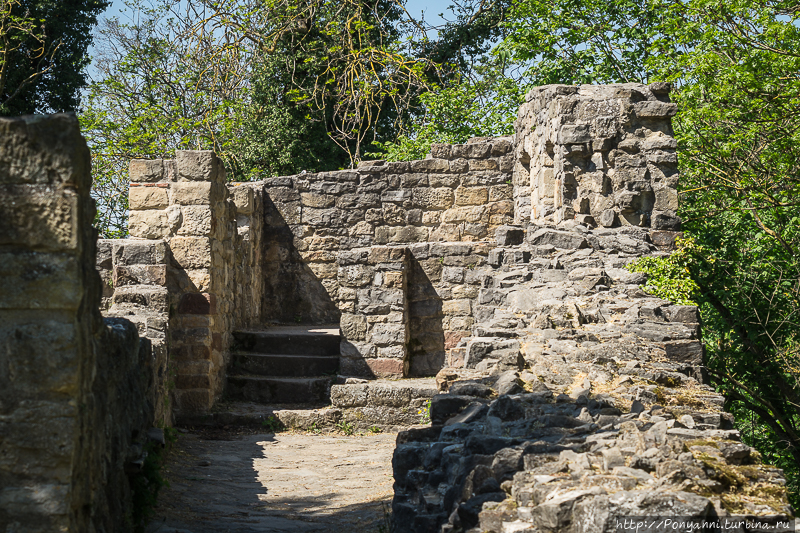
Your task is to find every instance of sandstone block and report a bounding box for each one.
[113,240,167,265]
[176,150,221,182]
[374,226,430,244]
[455,187,489,206]
[371,323,406,346]
[0,318,80,396]
[130,185,169,210]
[130,159,164,182]
[128,209,170,239]
[301,192,335,208]
[634,101,678,118]
[113,264,167,286]
[341,313,368,341]
[0,185,79,250]
[442,206,486,224]
[177,205,213,236]
[308,261,338,279]
[495,225,524,246]
[365,358,406,378]
[172,181,213,205]
[412,187,454,210]
[170,236,211,269]
[177,293,217,315]
[654,188,679,211]
[467,159,498,171]
[558,124,591,144]
[410,158,450,173]
[442,299,471,316]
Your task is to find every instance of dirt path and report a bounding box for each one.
[146,429,397,533]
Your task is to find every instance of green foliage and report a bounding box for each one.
[372,60,524,161]
[627,239,700,306]
[498,0,665,85]
[81,0,253,236]
[130,441,169,533]
[0,0,108,115]
[368,425,382,434]
[262,415,286,433]
[417,400,431,425]
[336,419,355,435]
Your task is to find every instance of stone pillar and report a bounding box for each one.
[516,83,681,230]
[128,151,235,415]
[337,246,410,378]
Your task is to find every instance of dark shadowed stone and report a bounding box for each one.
[487,395,525,421]
[495,225,525,246]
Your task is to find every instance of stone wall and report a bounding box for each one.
[0,115,162,532]
[391,224,793,533]
[516,83,681,229]
[249,138,514,376]
[111,153,263,416]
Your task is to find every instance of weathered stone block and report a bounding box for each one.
[176,150,221,182]
[113,265,167,287]
[113,240,167,265]
[0,185,79,250]
[365,358,406,378]
[130,159,164,182]
[128,209,170,239]
[558,124,591,144]
[442,206,486,224]
[495,225,524,246]
[173,181,213,205]
[371,323,406,346]
[177,205,213,236]
[375,226,430,244]
[177,293,217,315]
[170,236,212,269]
[442,299,471,316]
[0,252,81,310]
[129,185,169,210]
[634,101,678,118]
[467,159,498,171]
[301,192,336,208]
[341,313,368,341]
[455,187,489,206]
[412,188,454,210]
[410,159,450,173]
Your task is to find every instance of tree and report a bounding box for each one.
[658,0,800,498]
[81,0,253,237]
[0,0,108,115]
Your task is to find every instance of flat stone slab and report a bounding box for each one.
[148,430,396,533]
[331,378,437,408]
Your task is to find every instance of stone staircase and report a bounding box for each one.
[226,325,341,404]
[217,325,437,432]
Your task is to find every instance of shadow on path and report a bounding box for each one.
[147,429,396,533]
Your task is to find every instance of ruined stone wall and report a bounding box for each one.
[250,138,514,376]
[391,223,793,533]
[111,153,263,416]
[0,115,162,532]
[516,83,681,229]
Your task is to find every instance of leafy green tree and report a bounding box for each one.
[658,0,800,498]
[498,0,800,502]
[82,0,252,237]
[374,58,524,161]
[1,0,108,115]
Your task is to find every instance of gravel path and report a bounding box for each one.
[146,429,397,533]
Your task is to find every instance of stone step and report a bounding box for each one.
[232,325,341,356]
[176,400,432,433]
[330,378,438,409]
[231,353,339,377]
[226,375,333,404]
